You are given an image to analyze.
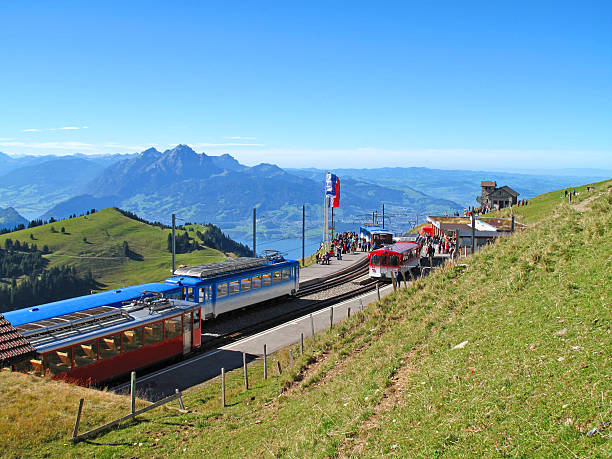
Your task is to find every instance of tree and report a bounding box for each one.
[83,236,87,243]
[29,233,34,240]
[61,227,65,233]
[122,240,130,257]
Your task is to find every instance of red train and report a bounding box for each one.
[368,241,421,280]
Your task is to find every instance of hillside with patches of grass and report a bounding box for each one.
[0,181,610,457]
[0,207,227,291]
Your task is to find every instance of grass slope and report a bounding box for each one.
[494,177,611,224]
[0,208,226,289]
[1,182,609,457]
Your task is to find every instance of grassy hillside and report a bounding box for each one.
[0,208,226,289]
[0,182,609,457]
[494,177,611,224]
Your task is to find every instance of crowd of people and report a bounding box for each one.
[418,233,458,260]
[473,198,529,215]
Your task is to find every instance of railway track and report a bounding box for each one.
[297,257,369,297]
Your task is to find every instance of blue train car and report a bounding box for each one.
[166,255,300,319]
[359,225,393,246]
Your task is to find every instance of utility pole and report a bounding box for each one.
[172,213,176,273]
[302,205,305,266]
[253,208,257,257]
[471,213,476,254]
[382,204,385,229]
[331,207,334,238]
[372,211,375,226]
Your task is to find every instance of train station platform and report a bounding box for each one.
[298,251,369,287]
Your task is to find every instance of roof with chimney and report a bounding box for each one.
[0,314,37,368]
[481,180,497,187]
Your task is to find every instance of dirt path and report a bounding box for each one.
[573,193,599,212]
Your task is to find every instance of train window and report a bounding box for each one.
[99,333,121,359]
[123,327,143,352]
[282,269,290,280]
[252,275,262,289]
[389,255,399,266]
[165,316,182,340]
[198,288,205,302]
[241,278,251,292]
[381,255,388,266]
[194,309,201,330]
[273,271,282,283]
[45,347,73,376]
[371,254,381,265]
[187,288,194,301]
[73,340,98,368]
[145,321,164,346]
[262,273,272,287]
[229,280,240,295]
[182,287,187,300]
[217,283,228,298]
[14,353,44,376]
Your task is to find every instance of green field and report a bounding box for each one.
[0,208,227,289]
[0,181,610,457]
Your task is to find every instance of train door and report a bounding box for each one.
[192,308,201,348]
[183,312,192,354]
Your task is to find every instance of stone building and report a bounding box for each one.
[479,181,519,209]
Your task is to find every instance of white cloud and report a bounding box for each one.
[21,126,89,132]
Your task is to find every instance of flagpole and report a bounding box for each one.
[323,172,327,252]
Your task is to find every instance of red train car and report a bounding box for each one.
[11,296,201,386]
[369,241,421,280]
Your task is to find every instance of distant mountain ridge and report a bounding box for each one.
[0,207,28,231]
[40,145,461,239]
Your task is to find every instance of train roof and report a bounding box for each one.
[371,241,420,254]
[169,256,297,282]
[16,297,198,352]
[3,283,179,327]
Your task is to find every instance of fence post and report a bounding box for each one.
[391,272,397,291]
[263,344,268,380]
[221,368,226,407]
[277,360,282,375]
[376,282,380,301]
[359,298,364,312]
[175,388,185,411]
[72,398,84,441]
[243,352,249,390]
[289,349,293,367]
[310,313,315,338]
[130,371,136,417]
[300,333,304,355]
[347,307,351,318]
[330,307,334,328]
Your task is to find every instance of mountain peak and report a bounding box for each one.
[139,147,161,157]
[165,144,199,156]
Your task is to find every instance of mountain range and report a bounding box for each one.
[0,146,609,239]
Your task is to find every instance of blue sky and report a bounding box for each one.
[1,1,610,169]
